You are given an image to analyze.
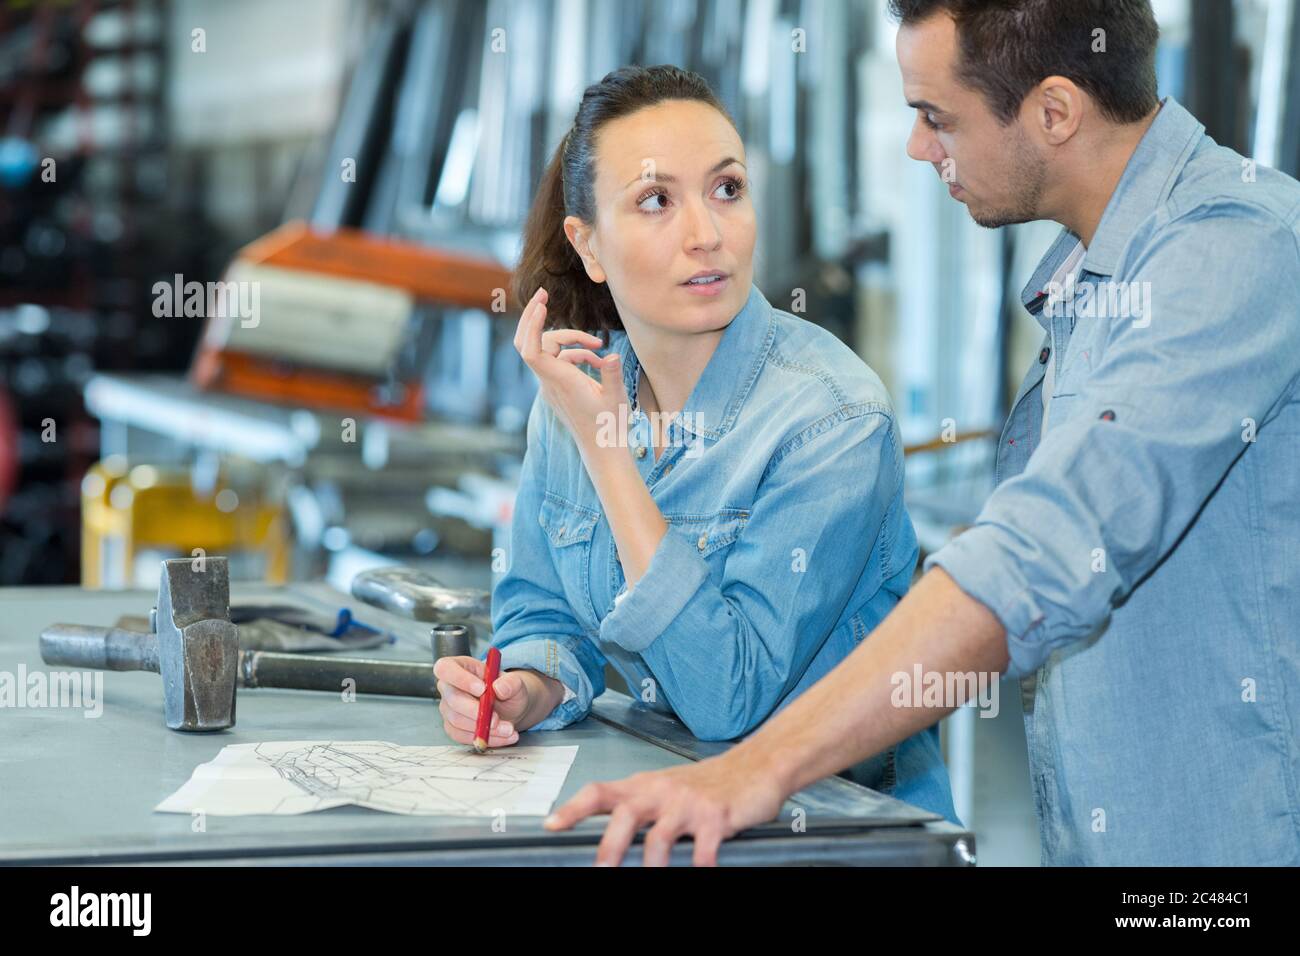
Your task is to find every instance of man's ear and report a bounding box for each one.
[1029,76,1084,146]
[563,215,607,284]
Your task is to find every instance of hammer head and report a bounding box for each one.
[156,557,238,732]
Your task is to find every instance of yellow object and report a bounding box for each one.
[80,457,289,589]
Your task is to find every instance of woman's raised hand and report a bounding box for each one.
[513,287,630,454]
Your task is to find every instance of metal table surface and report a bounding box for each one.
[0,583,975,866]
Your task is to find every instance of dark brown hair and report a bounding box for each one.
[512,65,734,333]
[889,0,1159,125]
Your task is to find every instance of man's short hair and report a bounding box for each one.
[889,0,1160,125]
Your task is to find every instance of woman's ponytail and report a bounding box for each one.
[513,132,619,333]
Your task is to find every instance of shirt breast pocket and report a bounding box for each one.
[1045,391,1081,429]
[665,508,749,574]
[537,493,601,628]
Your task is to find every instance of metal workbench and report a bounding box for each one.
[0,582,975,865]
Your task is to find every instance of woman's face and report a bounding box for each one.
[565,99,756,336]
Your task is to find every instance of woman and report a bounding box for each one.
[432,65,957,822]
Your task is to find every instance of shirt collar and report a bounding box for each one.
[1021,96,1204,312]
[613,283,776,441]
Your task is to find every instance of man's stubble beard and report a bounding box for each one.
[967,125,1047,230]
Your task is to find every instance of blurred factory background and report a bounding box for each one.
[1,0,1295,863]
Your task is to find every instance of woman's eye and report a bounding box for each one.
[712,177,745,201]
[922,112,943,131]
[637,191,670,213]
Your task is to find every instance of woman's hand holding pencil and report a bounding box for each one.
[433,653,569,750]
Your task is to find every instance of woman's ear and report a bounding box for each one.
[563,215,607,284]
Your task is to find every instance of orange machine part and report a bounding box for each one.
[236,221,513,310]
[194,350,427,422]
[191,221,515,422]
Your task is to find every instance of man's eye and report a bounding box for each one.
[637,190,670,213]
[922,112,943,131]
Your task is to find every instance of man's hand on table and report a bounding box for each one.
[543,747,786,866]
[541,570,1010,867]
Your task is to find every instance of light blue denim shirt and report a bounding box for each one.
[492,285,958,823]
[927,98,1300,864]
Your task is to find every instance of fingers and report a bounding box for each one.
[691,826,724,867]
[543,779,657,868]
[641,811,689,867]
[432,656,486,696]
[596,802,648,867]
[435,657,524,748]
[437,681,497,726]
[541,329,604,356]
[544,780,618,831]
[598,352,628,399]
[441,703,513,740]
[515,287,607,369]
[545,772,738,867]
[554,349,603,368]
[512,288,545,354]
[629,804,726,867]
[492,671,526,702]
[525,296,547,362]
[437,682,519,748]
[509,286,546,364]
[442,707,515,743]
[442,717,518,749]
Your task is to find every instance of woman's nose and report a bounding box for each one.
[682,199,723,252]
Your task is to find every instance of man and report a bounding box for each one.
[543,0,1300,866]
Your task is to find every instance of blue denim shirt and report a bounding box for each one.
[927,99,1300,864]
[493,285,958,823]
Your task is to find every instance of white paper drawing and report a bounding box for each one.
[155,741,579,817]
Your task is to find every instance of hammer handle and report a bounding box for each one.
[40,627,438,697]
[39,624,161,673]
[239,651,437,698]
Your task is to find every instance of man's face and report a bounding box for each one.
[896,13,1046,228]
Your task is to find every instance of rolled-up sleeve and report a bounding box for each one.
[492,396,607,729]
[927,208,1300,677]
[599,408,910,741]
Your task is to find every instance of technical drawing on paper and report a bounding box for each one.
[154,741,579,817]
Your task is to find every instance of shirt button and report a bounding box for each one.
[697,534,708,551]
[662,463,672,475]
[635,446,647,459]
[1039,347,1051,364]
[1099,409,1116,421]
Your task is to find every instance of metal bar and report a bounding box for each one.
[2,817,973,866]
[310,18,407,230]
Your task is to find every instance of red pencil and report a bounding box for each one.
[473,647,502,753]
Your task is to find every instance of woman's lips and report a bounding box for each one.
[681,274,730,297]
